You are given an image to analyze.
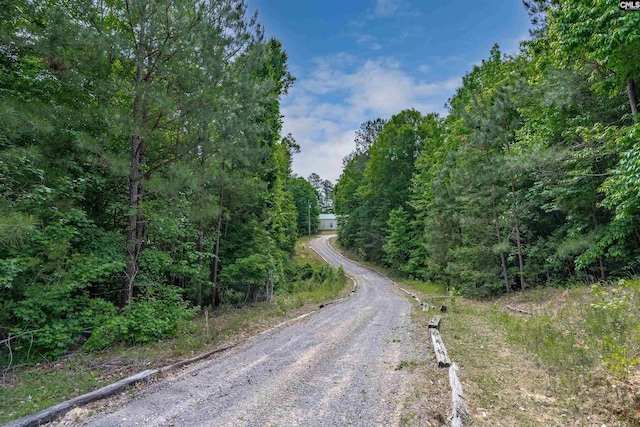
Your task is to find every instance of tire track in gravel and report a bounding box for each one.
[81,235,417,427]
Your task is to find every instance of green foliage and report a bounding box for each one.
[601,124,640,219]
[0,0,300,365]
[223,254,274,287]
[500,310,593,373]
[588,281,640,377]
[337,111,442,264]
[496,281,640,383]
[546,0,640,115]
[277,240,346,305]
[0,208,125,361]
[449,286,461,311]
[307,173,334,214]
[383,207,411,270]
[84,287,197,351]
[290,177,320,236]
[335,11,640,297]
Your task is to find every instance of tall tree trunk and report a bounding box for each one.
[266,279,273,302]
[628,78,639,117]
[248,283,258,303]
[509,171,525,291]
[211,186,224,307]
[196,228,204,307]
[123,11,147,307]
[195,150,207,308]
[123,134,142,306]
[592,206,606,281]
[493,201,510,293]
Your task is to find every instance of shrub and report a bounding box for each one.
[84,286,197,351]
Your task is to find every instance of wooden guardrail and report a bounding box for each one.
[429,328,451,368]
[449,363,465,427]
[426,311,466,425]
[428,315,441,329]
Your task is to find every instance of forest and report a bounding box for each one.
[0,0,333,364]
[3,0,640,370]
[335,1,640,296]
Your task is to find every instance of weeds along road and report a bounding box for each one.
[82,235,418,427]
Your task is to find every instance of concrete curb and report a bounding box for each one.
[4,370,157,427]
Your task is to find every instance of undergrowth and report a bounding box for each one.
[386,264,640,424]
[496,280,640,382]
[479,279,640,423]
[0,236,347,424]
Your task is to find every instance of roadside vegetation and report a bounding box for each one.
[331,238,640,424]
[330,4,640,423]
[0,0,342,371]
[455,282,639,425]
[0,237,347,424]
[400,277,640,426]
[334,3,640,298]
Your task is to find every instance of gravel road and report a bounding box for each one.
[81,235,418,427]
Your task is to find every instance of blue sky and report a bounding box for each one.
[245,0,533,182]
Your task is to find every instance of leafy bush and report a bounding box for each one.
[588,280,640,377]
[295,263,314,280]
[84,286,197,351]
[0,207,126,364]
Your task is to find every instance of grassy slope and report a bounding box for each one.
[0,236,349,424]
[331,240,640,426]
[408,284,640,426]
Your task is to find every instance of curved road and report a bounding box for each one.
[82,235,417,426]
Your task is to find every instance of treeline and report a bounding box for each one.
[0,0,324,362]
[335,1,640,297]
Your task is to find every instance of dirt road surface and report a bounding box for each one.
[81,235,420,426]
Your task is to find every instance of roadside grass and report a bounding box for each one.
[330,239,640,424]
[0,235,348,425]
[408,281,640,425]
[398,278,445,296]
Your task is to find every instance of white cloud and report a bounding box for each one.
[374,0,400,17]
[356,34,376,45]
[355,34,384,51]
[283,55,461,182]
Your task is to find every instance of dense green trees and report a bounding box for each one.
[308,172,334,214]
[0,0,313,362]
[334,119,385,253]
[335,3,640,296]
[290,177,320,236]
[5,0,640,364]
